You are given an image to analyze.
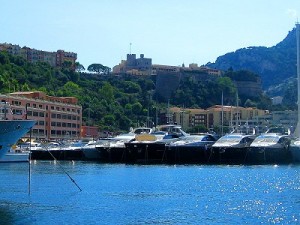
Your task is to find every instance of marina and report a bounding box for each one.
[14,124,298,165]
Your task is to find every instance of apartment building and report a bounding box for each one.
[0,43,77,70]
[206,105,267,131]
[163,105,268,132]
[0,91,82,140]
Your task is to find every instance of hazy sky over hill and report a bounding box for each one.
[1,0,299,69]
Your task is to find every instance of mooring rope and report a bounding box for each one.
[46,149,82,192]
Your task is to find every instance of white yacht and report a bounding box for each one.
[248,127,292,164]
[212,133,256,164]
[86,127,153,162]
[0,102,36,159]
[124,124,189,164]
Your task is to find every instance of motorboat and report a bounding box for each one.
[0,102,36,159]
[167,134,217,164]
[82,138,112,160]
[0,148,29,163]
[97,127,153,163]
[290,139,300,163]
[30,141,84,160]
[211,133,256,164]
[247,127,292,164]
[124,124,189,164]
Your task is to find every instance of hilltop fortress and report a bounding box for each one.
[113,54,262,99]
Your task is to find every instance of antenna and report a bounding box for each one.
[129,43,132,54]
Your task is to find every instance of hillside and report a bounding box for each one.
[208,27,297,90]
[0,50,276,131]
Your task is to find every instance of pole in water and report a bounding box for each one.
[28,128,32,196]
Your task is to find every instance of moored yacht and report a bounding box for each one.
[247,127,292,164]
[0,102,36,159]
[96,127,153,163]
[211,132,256,164]
[124,124,189,164]
[167,133,217,164]
[0,148,29,163]
[290,139,300,162]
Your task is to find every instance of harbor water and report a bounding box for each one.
[0,161,300,224]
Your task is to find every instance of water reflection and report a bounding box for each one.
[0,204,15,225]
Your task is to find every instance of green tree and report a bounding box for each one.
[60,81,82,98]
[98,82,114,103]
[87,63,111,74]
[75,62,85,72]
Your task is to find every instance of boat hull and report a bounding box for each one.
[82,147,102,160]
[96,146,127,163]
[289,144,300,163]
[0,152,29,163]
[0,120,36,159]
[246,146,292,164]
[169,145,213,164]
[124,142,167,164]
[30,149,83,160]
[211,147,249,164]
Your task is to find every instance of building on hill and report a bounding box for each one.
[0,91,84,140]
[113,54,152,75]
[112,54,222,76]
[0,43,77,70]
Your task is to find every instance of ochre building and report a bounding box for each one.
[0,91,82,140]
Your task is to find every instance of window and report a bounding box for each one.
[33,111,38,117]
[39,112,45,117]
[51,113,56,118]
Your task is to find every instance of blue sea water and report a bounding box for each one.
[0,161,299,225]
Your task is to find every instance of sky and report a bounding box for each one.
[1,0,299,69]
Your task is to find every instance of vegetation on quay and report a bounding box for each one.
[0,51,294,133]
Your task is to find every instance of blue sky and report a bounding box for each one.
[1,0,299,69]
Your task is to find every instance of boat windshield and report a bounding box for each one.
[133,128,152,134]
[252,135,279,143]
[180,135,205,142]
[217,135,242,143]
